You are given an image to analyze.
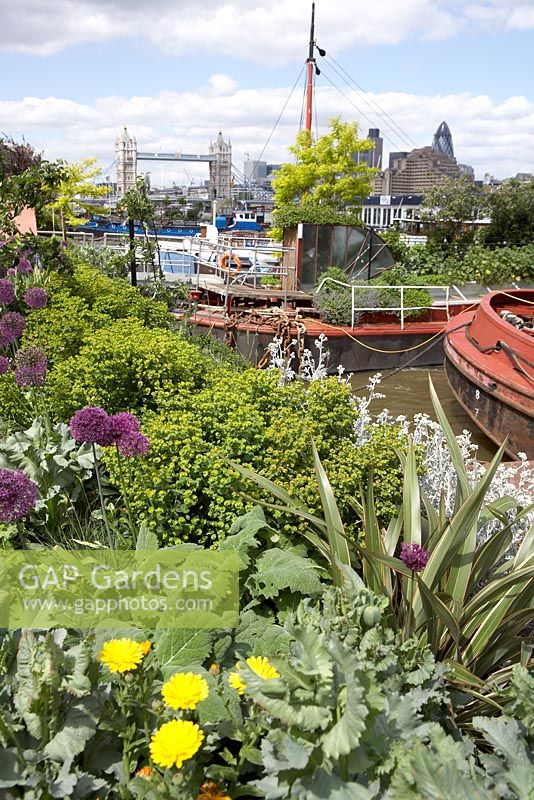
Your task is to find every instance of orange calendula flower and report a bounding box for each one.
[228,655,280,695]
[161,672,209,710]
[197,780,232,800]
[140,640,151,655]
[98,638,147,673]
[136,766,153,779]
[149,719,204,769]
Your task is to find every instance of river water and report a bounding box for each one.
[350,366,497,461]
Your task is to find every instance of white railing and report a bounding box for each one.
[315,277,452,330]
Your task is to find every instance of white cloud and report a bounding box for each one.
[1,80,532,183]
[2,0,532,60]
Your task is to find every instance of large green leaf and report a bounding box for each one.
[153,628,215,678]
[44,697,99,762]
[248,547,324,599]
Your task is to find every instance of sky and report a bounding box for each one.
[0,0,533,187]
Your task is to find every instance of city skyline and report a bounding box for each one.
[0,0,533,186]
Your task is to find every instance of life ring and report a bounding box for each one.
[219,252,242,276]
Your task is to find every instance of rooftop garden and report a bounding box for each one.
[0,228,531,798]
[0,138,532,799]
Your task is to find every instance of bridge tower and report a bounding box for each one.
[115,127,137,197]
[209,131,232,201]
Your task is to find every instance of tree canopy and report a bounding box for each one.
[482,178,534,246]
[421,176,487,250]
[272,117,375,223]
[46,158,109,233]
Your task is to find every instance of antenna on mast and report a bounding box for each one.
[304,3,325,133]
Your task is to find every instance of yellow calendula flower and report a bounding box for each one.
[228,656,280,695]
[197,780,232,799]
[161,672,209,710]
[149,719,204,769]
[98,639,147,673]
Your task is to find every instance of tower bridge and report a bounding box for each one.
[136,151,214,162]
[115,127,231,200]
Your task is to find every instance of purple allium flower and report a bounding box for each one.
[110,412,140,441]
[24,287,48,309]
[0,311,26,345]
[0,279,15,306]
[6,268,16,277]
[0,468,38,522]
[16,258,33,275]
[0,355,10,375]
[400,543,430,573]
[14,346,47,387]
[116,430,150,458]
[70,406,114,446]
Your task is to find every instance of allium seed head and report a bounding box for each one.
[14,346,47,387]
[16,258,33,274]
[0,468,38,522]
[110,412,141,440]
[399,542,430,573]
[0,312,26,345]
[70,406,114,446]
[24,287,48,309]
[0,279,15,306]
[117,430,150,458]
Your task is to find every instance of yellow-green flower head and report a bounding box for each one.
[161,672,209,710]
[228,656,280,695]
[98,638,147,673]
[149,719,204,769]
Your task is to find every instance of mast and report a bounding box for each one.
[305,2,316,133]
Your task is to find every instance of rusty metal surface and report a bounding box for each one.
[444,339,534,459]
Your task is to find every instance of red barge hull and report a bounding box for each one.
[444,291,534,459]
[185,305,468,373]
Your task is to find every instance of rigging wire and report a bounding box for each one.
[321,67,414,155]
[250,65,305,176]
[318,65,412,153]
[324,53,419,150]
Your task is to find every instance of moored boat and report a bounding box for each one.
[444,290,534,458]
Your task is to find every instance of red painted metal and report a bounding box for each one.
[305,60,314,133]
[444,290,534,458]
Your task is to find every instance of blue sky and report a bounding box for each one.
[0,0,533,184]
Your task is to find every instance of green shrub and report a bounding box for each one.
[404,242,534,284]
[22,290,95,363]
[314,265,433,325]
[104,370,405,546]
[66,265,171,328]
[46,319,210,418]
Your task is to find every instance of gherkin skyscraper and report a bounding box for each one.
[432,121,454,158]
